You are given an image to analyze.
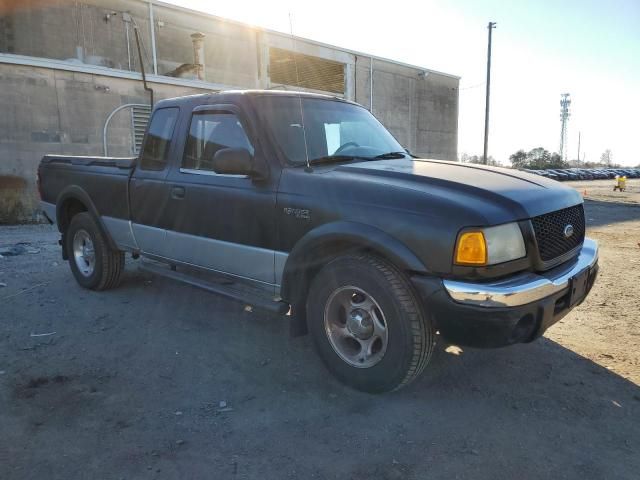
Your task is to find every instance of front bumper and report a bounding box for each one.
[411,238,599,348]
[443,238,599,308]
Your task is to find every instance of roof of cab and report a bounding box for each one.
[154,89,355,109]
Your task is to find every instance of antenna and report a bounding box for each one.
[287,11,310,169]
[288,12,301,87]
[559,93,571,161]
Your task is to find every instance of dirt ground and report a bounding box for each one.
[547,179,640,385]
[573,177,640,205]
[1,179,639,480]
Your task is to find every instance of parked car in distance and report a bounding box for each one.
[519,167,636,181]
[549,169,570,181]
[577,169,592,180]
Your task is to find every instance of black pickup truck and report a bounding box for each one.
[38,90,598,392]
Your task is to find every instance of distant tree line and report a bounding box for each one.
[459,153,500,167]
[508,147,626,169]
[509,148,566,170]
[461,148,632,169]
[600,149,612,166]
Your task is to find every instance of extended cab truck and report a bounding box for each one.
[38,91,599,392]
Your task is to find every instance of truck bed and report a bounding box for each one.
[39,155,135,222]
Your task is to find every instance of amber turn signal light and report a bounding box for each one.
[455,231,487,265]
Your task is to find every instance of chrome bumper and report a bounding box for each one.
[443,237,599,307]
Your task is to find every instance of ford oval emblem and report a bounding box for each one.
[563,224,574,238]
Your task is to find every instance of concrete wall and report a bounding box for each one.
[0,0,459,223]
[355,56,459,158]
[416,74,459,159]
[1,0,261,87]
[0,63,204,223]
[1,0,154,72]
[153,2,260,87]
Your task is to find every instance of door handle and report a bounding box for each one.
[171,186,186,199]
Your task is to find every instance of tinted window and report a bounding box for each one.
[140,107,179,171]
[182,112,254,172]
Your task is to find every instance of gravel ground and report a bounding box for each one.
[1,180,639,479]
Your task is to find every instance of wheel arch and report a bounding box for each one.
[281,221,428,335]
[56,186,119,253]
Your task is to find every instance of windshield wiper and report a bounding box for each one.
[306,154,366,166]
[305,151,408,167]
[372,151,409,160]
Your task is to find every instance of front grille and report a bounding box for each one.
[532,204,585,262]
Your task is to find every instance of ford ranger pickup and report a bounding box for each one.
[38,90,599,392]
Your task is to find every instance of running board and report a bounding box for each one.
[139,260,290,315]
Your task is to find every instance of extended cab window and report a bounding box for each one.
[140,107,179,171]
[183,111,255,172]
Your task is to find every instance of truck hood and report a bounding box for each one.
[335,159,582,223]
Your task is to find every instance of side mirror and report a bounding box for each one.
[213,148,262,177]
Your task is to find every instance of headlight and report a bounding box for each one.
[455,222,526,266]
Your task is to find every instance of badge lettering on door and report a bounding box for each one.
[283,207,310,220]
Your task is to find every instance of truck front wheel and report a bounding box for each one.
[306,253,435,393]
[65,212,124,290]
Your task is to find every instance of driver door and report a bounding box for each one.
[161,104,278,285]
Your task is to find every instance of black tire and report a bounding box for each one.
[306,253,434,393]
[65,212,125,290]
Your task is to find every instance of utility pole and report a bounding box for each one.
[577,131,581,165]
[483,21,497,165]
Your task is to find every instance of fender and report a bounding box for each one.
[55,185,119,252]
[280,220,429,304]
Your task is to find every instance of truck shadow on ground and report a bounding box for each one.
[109,270,640,413]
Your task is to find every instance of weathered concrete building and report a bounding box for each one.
[0,0,459,222]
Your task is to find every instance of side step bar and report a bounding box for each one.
[139,260,290,315]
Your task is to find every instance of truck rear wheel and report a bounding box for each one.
[65,212,124,290]
[306,253,434,393]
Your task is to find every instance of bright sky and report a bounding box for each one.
[168,0,640,166]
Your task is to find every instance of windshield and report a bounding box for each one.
[254,96,405,165]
